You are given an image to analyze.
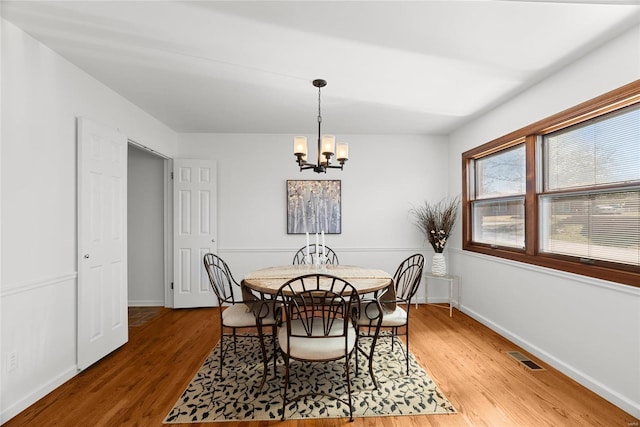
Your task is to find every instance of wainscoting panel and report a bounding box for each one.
[1,274,78,423]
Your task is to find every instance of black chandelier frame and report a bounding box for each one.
[294,79,347,173]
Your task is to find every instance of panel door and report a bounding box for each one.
[173,159,217,308]
[77,117,128,370]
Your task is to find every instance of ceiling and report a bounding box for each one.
[2,1,639,135]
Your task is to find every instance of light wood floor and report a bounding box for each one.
[5,305,637,427]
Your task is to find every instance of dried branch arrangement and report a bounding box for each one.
[410,196,460,253]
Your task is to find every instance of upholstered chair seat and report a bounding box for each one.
[278,318,356,360]
[222,303,278,327]
[378,306,408,327]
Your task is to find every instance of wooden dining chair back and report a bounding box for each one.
[292,244,339,265]
[274,273,360,421]
[357,253,424,376]
[203,253,277,390]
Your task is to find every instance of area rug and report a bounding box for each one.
[164,335,456,423]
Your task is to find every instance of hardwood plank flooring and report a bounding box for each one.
[4,305,638,427]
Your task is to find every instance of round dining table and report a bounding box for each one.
[243,264,393,295]
[243,264,393,391]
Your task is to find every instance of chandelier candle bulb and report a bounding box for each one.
[294,136,308,156]
[321,135,335,155]
[336,143,349,161]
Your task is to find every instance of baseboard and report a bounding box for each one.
[425,296,455,304]
[408,297,457,308]
[461,305,640,419]
[1,365,77,424]
[128,300,164,307]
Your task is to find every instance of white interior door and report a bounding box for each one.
[173,159,217,308]
[77,117,128,370]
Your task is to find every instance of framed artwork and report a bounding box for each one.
[287,180,341,234]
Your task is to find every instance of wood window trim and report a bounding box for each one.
[462,80,640,288]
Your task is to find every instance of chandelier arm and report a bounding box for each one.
[296,156,315,169]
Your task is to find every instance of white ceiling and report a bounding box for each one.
[2,1,639,135]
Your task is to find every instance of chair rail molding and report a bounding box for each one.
[1,272,78,297]
[219,247,427,254]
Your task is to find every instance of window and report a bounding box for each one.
[540,104,640,267]
[462,80,640,287]
[539,191,639,266]
[471,145,526,248]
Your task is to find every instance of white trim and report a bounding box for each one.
[1,365,77,424]
[218,247,426,254]
[461,305,640,418]
[164,158,173,308]
[128,139,170,160]
[451,248,639,297]
[424,296,450,304]
[1,273,77,297]
[128,300,164,307]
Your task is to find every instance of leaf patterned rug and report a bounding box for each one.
[164,335,456,423]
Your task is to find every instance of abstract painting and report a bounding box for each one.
[287,180,341,234]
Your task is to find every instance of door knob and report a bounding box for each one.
[84,254,90,259]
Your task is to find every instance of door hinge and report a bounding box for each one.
[171,282,174,289]
[170,172,174,179]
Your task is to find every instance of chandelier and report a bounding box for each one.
[293,79,348,173]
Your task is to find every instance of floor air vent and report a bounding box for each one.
[506,351,545,371]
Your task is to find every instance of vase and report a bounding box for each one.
[431,253,447,276]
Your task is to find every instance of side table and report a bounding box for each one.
[424,273,461,317]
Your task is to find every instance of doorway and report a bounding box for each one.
[127,144,166,307]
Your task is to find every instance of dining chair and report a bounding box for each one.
[292,244,339,265]
[357,253,424,376]
[274,273,360,421]
[203,253,278,391]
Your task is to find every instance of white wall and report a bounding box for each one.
[448,24,640,418]
[127,145,165,306]
[0,19,178,422]
[177,133,451,301]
